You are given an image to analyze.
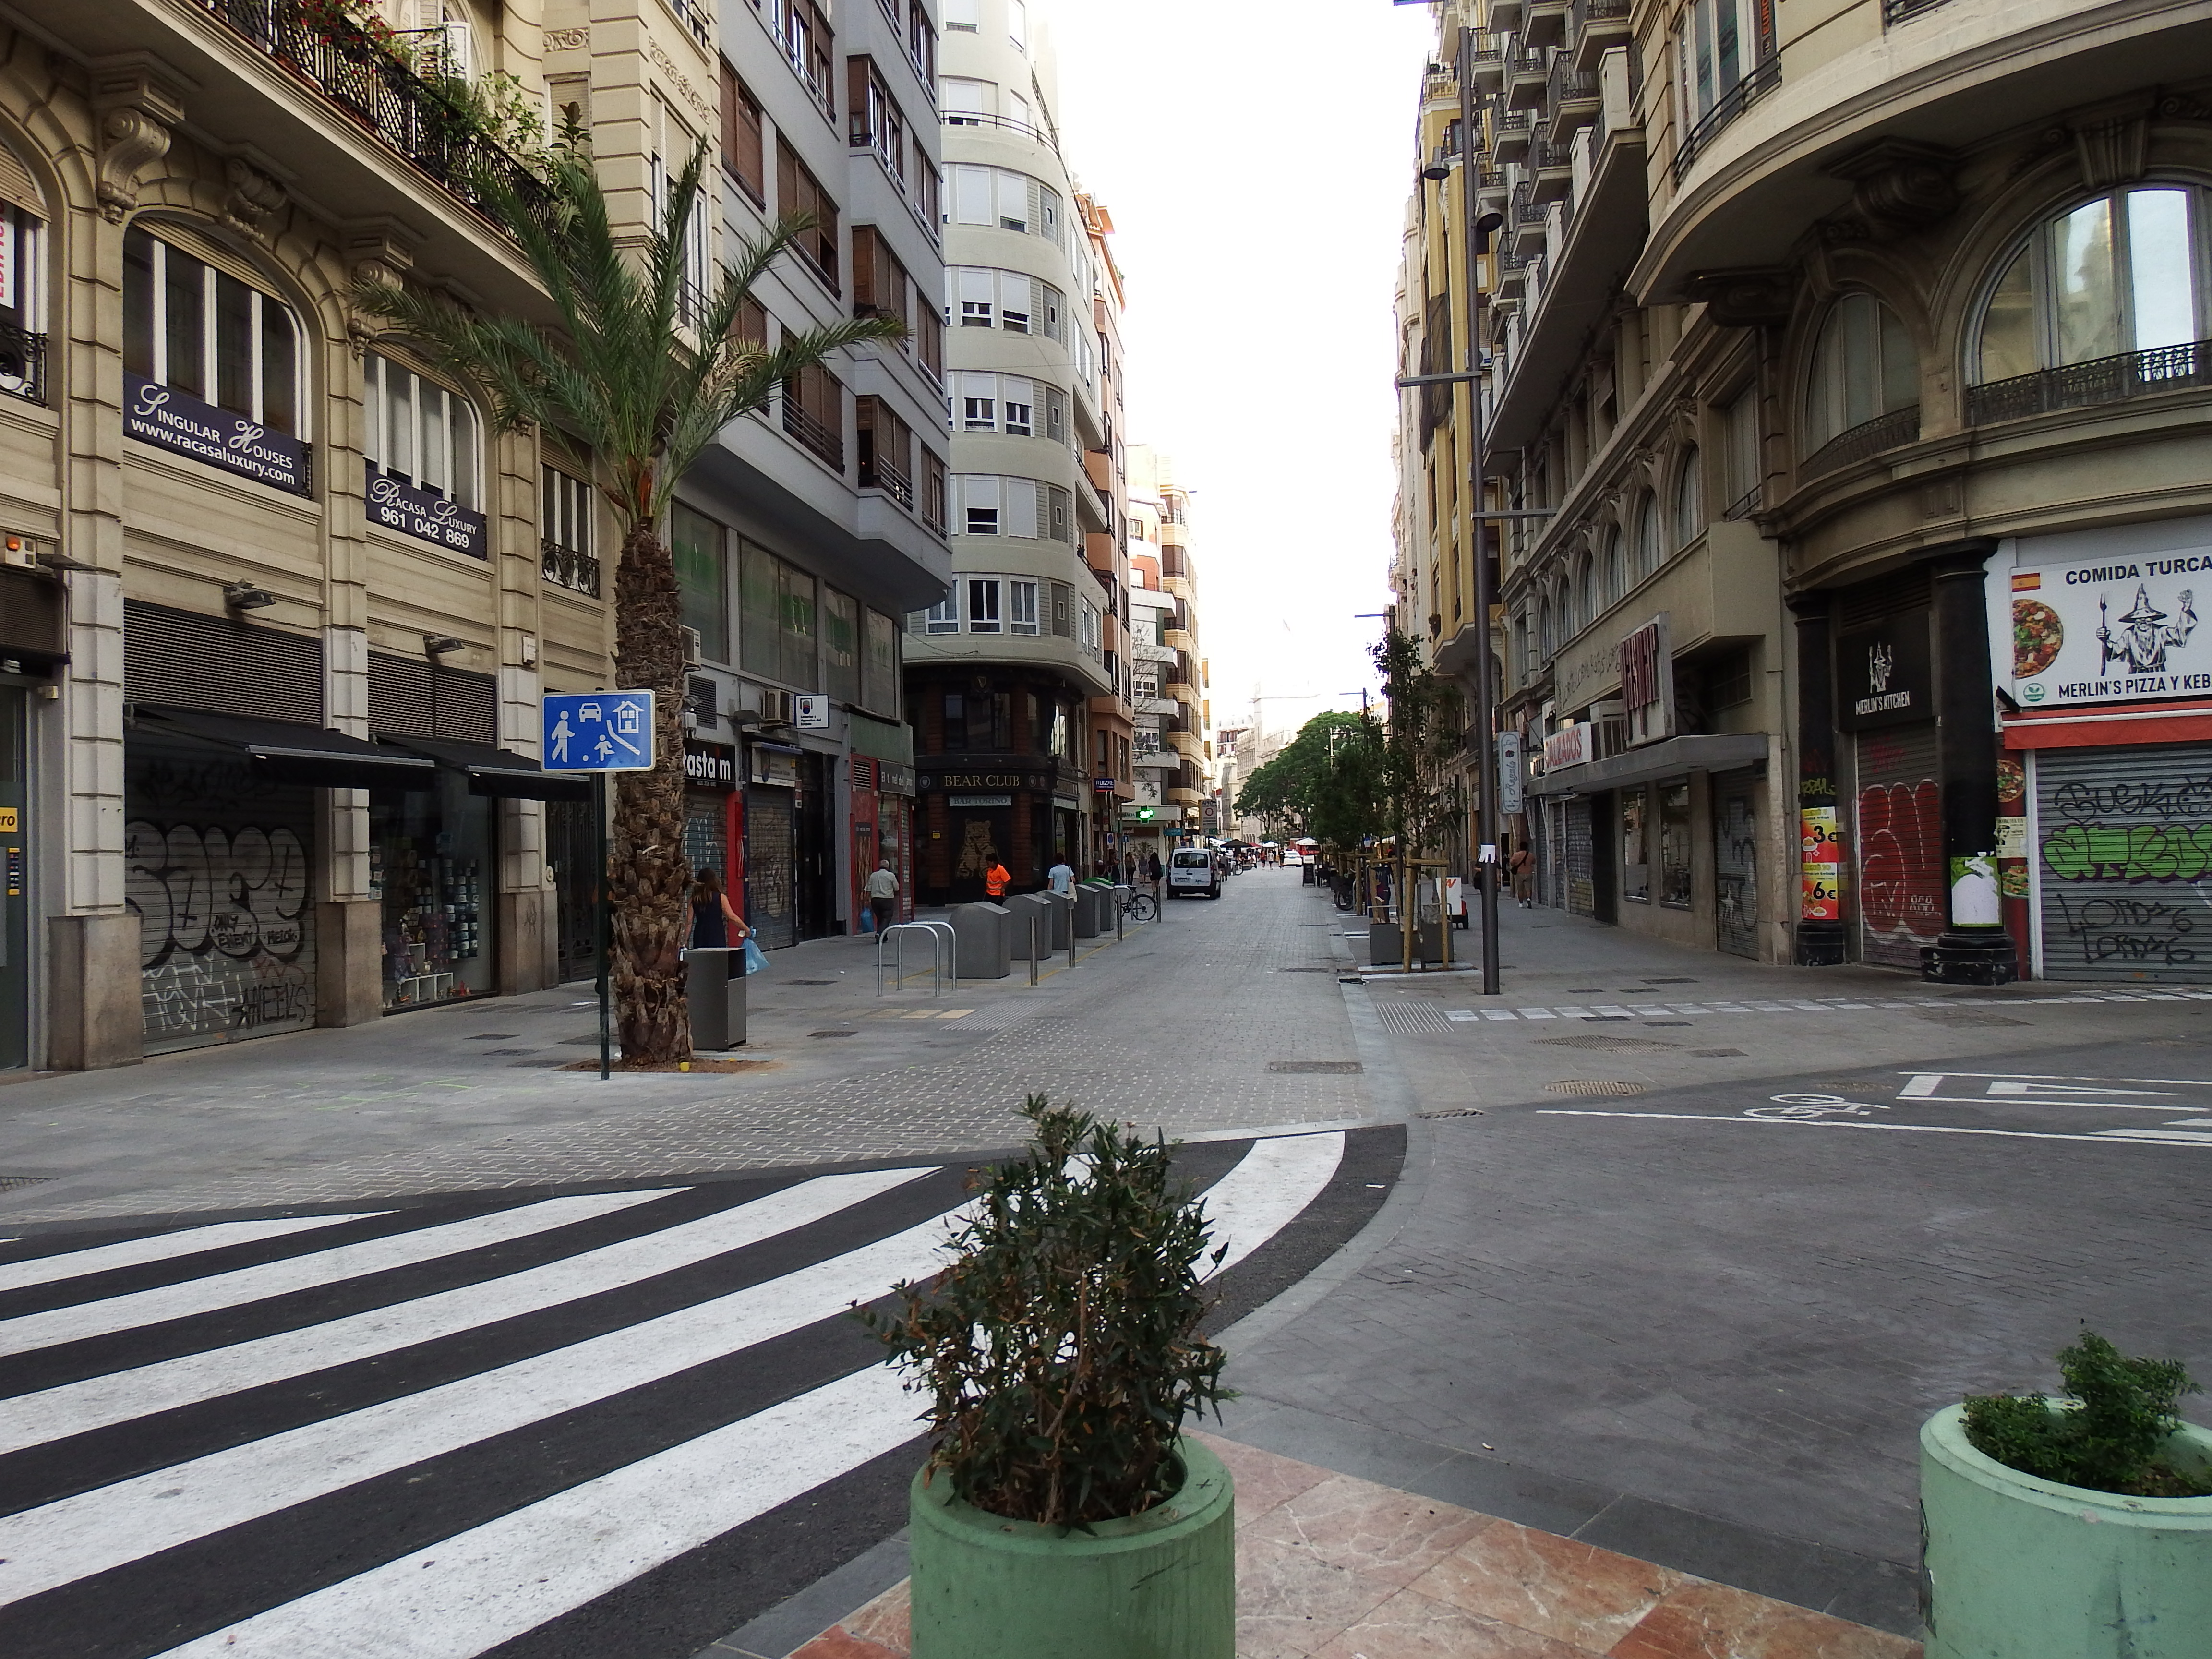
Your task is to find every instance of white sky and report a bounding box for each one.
[1040,0,1437,751]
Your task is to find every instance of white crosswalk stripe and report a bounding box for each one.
[0,1212,389,1297]
[0,1130,1358,1659]
[1409,986,2212,1028]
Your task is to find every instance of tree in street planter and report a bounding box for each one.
[861,1094,1232,1525]
[1964,1330,2208,1498]
[356,143,900,1064]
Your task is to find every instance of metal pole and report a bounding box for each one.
[1457,30,1503,998]
[595,769,612,1080]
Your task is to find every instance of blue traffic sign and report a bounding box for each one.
[542,691,656,771]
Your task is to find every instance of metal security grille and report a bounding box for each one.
[1714,776,1759,959]
[1565,797,1594,916]
[2034,744,2212,983]
[1853,724,1943,968]
[124,601,323,724]
[745,785,796,950]
[367,653,496,745]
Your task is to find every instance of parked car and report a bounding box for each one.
[1168,848,1220,900]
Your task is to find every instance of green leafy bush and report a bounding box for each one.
[1963,1331,2209,1497]
[859,1095,1232,1526]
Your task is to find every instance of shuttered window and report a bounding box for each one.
[366,651,496,745]
[719,62,766,204]
[124,600,322,724]
[776,139,840,288]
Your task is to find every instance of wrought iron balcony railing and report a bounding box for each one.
[0,317,47,406]
[540,540,601,597]
[1800,405,1920,479]
[782,398,845,470]
[1965,338,2212,426]
[1671,56,1780,182]
[863,455,915,509]
[1882,0,1953,22]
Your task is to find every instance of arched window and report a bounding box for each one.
[1974,186,2208,392]
[1571,552,1594,636]
[1673,446,1703,547]
[1536,596,1553,661]
[1635,493,1661,579]
[1600,527,1624,612]
[1805,293,1917,452]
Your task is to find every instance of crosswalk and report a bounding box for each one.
[1368,986,2212,1035]
[0,1131,1356,1659]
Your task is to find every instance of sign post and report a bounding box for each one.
[542,691,657,1079]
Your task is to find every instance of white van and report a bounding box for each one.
[1167,847,1220,900]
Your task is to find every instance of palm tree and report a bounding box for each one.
[356,142,902,1065]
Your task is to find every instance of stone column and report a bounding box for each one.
[1924,538,2015,985]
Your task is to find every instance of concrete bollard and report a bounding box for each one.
[948,902,1012,980]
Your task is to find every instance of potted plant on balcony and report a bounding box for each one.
[861,1095,1236,1659]
[1921,1330,2212,1659]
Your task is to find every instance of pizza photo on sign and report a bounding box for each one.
[2013,599,2064,677]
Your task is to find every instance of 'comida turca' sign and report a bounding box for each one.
[2011,552,2207,708]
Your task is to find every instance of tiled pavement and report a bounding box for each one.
[769,1433,1918,1659]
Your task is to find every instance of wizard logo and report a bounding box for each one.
[2098,582,2198,675]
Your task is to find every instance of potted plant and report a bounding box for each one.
[1921,1330,2212,1659]
[861,1095,1236,1659]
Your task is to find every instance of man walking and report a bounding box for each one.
[1047,853,1075,896]
[864,858,899,934]
[1508,843,1535,908]
[985,856,1012,900]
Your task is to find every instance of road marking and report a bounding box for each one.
[1202,1133,1344,1276]
[1536,1110,2212,1146]
[0,1213,390,1297]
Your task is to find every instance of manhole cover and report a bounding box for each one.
[466,1033,520,1040]
[1539,1034,1679,1052]
[1418,1108,1485,1119]
[482,1048,537,1056]
[0,1175,53,1192]
[1268,1060,1363,1073]
[507,1059,570,1068]
[1917,1009,2029,1027]
[809,1030,860,1039]
[1643,977,1699,984]
[785,979,837,986]
[1275,966,1340,973]
[1543,1079,1647,1096]
[1693,1048,1747,1058]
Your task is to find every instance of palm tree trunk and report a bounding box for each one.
[610,516,691,1066]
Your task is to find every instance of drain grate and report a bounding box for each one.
[1275,965,1341,974]
[1374,1001,1453,1035]
[1692,1048,1748,1058]
[1539,1034,1679,1053]
[1917,1009,2029,1028]
[1418,1107,1486,1119]
[1268,1060,1363,1074]
[1543,1079,1647,1096]
[785,979,837,986]
[0,1175,53,1192]
[465,1033,520,1041]
[809,1030,860,1039]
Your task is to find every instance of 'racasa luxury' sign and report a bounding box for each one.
[126,375,310,494]
[366,462,489,558]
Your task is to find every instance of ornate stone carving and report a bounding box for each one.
[649,40,712,122]
[222,156,289,240]
[90,57,186,224]
[2072,114,2148,191]
[543,26,589,51]
[1827,139,1957,242]
[1684,268,1793,328]
[341,217,420,353]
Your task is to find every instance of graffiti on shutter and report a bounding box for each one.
[1715,778,1758,959]
[1853,725,1944,968]
[2035,745,2212,981]
[1566,797,1594,917]
[745,784,796,949]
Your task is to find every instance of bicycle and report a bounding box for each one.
[1119,886,1159,923]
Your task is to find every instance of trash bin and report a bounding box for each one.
[686,948,746,1048]
[950,902,1012,980]
[1044,890,1074,950]
[1071,883,1105,938]
[1004,892,1051,965]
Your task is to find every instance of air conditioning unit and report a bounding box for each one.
[758,688,795,726]
[681,626,703,667]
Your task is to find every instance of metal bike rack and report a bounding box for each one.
[877,920,958,997]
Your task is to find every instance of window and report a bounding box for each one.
[1010,578,1040,634]
[1623,788,1650,903]
[1008,0,1026,48]
[1722,390,1759,516]
[740,540,781,669]
[941,78,992,125]
[778,558,818,689]
[768,0,834,117]
[1804,293,1917,452]
[823,587,859,704]
[941,691,966,749]
[720,62,766,203]
[1600,529,1624,612]
[776,139,840,286]
[942,0,978,28]
[1659,782,1693,906]
[1634,494,1660,579]
[851,227,914,336]
[1975,187,2208,388]
[363,353,480,509]
[857,396,916,505]
[122,227,303,436]
[967,577,1003,632]
[949,268,1063,338]
[948,165,1060,244]
[782,360,843,468]
[922,593,959,633]
[907,0,938,81]
[954,372,1037,435]
[673,504,729,662]
[541,465,596,592]
[1672,447,1703,546]
[865,608,901,713]
[848,59,908,179]
[922,449,948,533]
[1680,0,1772,127]
[652,138,713,329]
[915,303,943,378]
[962,474,1001,535]
[1708,645,1754,709]
[1571,552,1593,635]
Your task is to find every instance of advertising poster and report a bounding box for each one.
[2011,552,2206,708]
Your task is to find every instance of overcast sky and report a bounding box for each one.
[1040,0,1437,751]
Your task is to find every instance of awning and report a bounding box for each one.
[1529,733,1768,797]
[132,706,436,791]
[749,739,805,757]
[2003,704,2212,750]
[378,735,592,801]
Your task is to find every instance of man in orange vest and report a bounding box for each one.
[985,857,1011,899]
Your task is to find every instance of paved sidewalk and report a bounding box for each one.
[767,1433,1918,1659]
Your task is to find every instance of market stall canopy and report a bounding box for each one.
[377,735,592,801]
[132,705,436,791]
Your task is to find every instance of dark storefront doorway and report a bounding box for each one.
[547,796,597,985]
[796,750,832,939]
[746,781,796,949]
[0,685,26,1070]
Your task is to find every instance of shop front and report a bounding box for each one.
[683,738,740,909]
[745,742,800,949]
[1839,606,1945,970]
[1,564,63,1070]
[848,756,916,929]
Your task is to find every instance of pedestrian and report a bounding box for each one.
[688,867,750,976]
[1047,852,1074,896]
[863,857,900,934]
[1147,850,1164,886]
[985,856,1012,900]
[1508,843,1535,908]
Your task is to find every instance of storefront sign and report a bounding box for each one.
[683,740,735,789]
[1094,777,1117,792]
[1542,723,1591,770]
[1800,805,1842,922]
[950,793,1012,806]
[751,748,800,788]
[878,762,916,796]
[925,771,1053,791]
[365,462,489,558]
[126,373,311,494]
[1618,615,1675,746]
[1498,731,1523,812]
[2010,553,2209,708]
[1838,612,1932,730]
[793,694,830,729]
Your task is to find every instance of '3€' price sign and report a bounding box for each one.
[541,691,656,771]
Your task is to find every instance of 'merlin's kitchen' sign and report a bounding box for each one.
[127,374,310,494]
[366,462,489,558]
[1837,610,1932,731]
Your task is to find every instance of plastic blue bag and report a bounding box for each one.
[742,937,768,976]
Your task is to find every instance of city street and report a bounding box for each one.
[2,866,2210,1654]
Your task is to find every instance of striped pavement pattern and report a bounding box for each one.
[0,1131,1357,1659]
[1404,988,2212,1025]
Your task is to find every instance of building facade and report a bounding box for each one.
[903,0,1123,903]
[1405,0,2212,981]
[1125,445,1211,869]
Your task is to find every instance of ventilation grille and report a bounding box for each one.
[1833,564,1932,631]
[368,651,496,745]
[1542,1079,1647,1096]
[125,600,322,724]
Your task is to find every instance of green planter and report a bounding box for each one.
[908,1438,1235,1659]
[1921,1404,2212,1659]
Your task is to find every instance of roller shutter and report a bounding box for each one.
[2033,743,2212,983]
[125,601,322,725]
[1853,723,1943,968]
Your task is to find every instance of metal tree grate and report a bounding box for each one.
[1538,1034,1680,1052]
[1268,1060,1364,1074]
[0,1175,51,1192]
[1374,1001,1454,1035]
[1542,1079,1647,1096]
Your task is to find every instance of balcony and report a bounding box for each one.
[1166,679,1200,709]
[1531,139,1575,203]
[1164,626,1195,654]
[1800,405,1921,479]
[541,540,601,597]
[1427,66,1463,105]
[1510,185,1549,256]
[1964,338,2212,426]
[196,0,557,240]
[1883,0,1954,21]
[782,398,844,470]
[1083,447,1112,492]
[1497,249,1533,301]
[1671,57,1780,182]
[1491,110,1533,165]
[1468,50,1503,95]
[0,317,47,406]
[1168,729,1203,761]
[1489,0,1525,30]
[1523,0,1569,50]
[1547,61,1602,139]
[1476,167,1510,217]
[1572,0,1633,72]
[1505,53,1551,111]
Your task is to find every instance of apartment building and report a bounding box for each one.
[903,0,1122,903]
[1406,0,2212,981]
[0,0,947,1073]
[1125,444,1210,866]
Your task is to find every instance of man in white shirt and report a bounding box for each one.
[863,859,900,933]
[1046,856,1075,896]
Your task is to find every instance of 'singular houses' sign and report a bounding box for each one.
[126,374,311,494]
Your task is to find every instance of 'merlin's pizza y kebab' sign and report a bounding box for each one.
[2011,552,2205,708]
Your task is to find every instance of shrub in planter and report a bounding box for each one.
[1923,1331,2212,1659]
[861,1095,1236,1659]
